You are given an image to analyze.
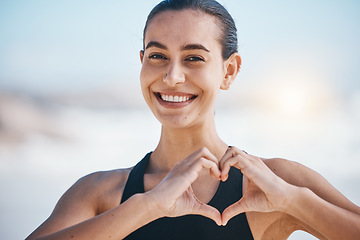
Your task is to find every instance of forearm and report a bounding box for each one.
[285,187,360,240]
[28,193,161,240]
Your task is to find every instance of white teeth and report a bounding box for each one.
[160,94,191,103]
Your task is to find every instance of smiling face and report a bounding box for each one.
[140,9,234,129]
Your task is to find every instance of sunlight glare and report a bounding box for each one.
[276,84,308,117]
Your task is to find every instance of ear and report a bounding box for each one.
[221,53,241,90]
[140,50,144,64]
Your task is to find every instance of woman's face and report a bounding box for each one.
[140,9,230,129]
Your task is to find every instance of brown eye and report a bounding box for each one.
[186,56,204,62]
[149,53,167,60]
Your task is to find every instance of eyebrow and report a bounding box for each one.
[145,41,167,50]
[145,41,210,52]
[182,44,210,52]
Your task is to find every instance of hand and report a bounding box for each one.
[219,146,295,225]
[146,147,222,225]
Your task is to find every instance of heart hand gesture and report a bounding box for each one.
[146,146,295,226]
[146,148,222,225]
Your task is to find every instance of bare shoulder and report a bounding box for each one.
[77,167,132,194]
[68,167,133,212]
[27,167,133,239]
[52,167,134,218]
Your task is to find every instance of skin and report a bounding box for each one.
[26,9,360,240]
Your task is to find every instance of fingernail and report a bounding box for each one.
[222,174,228,181]
[221,175,225,181]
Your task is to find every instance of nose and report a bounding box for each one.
[163,60,185,87]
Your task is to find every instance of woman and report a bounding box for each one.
[26,0,360,239]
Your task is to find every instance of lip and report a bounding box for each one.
[154,91,198,108]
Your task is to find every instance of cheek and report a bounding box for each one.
[192,67,224,92]
[140,67,153,101]
[140,61,164,84]
[140,64,155,87]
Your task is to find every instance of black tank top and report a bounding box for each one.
[121,152,254,240]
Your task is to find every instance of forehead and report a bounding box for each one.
[144,9,222,51]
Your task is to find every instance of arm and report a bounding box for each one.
[287,186,360,239]
[219,146,360,240]
[26,172,163,240]
[268,158,360,239]
[29,194,161,240]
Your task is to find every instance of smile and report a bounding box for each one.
[155,92,198,106]
[160,94,191,103]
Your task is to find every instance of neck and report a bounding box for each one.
[150,116,228,173]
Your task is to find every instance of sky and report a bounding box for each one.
[0,0,360,96]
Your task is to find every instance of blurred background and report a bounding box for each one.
[0,0,359,239]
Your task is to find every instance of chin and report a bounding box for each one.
[159,118,192,129]
[154,112,196,129]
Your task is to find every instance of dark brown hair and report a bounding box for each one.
[143,0,238,59]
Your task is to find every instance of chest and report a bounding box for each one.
[144,169,221,204]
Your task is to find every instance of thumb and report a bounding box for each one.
[221,197,249,226]
[188,187,222,226]
[191,200,222,226]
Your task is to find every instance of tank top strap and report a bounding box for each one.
[121,152,151,203]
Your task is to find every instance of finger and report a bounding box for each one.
[219,146,235,168]
[159,149,222,199]
[201,149,222,180]
[198,157,221,180]
[188,147,221,179]
[221,198,248,226]
[198,148,221,178]
[200,147,219,164]
[220,151,249,181]
[219,157,238,181]
[193,147,219,164]
[219,146,237,181]
[170,147,220,179]
[219,146,248,170]
[220,147,261,182]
